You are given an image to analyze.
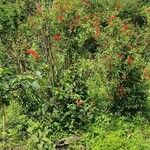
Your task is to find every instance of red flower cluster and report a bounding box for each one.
[53,34,61,41]
[57,15,65,21]
[121,25,129,32]
[127,56,134,65]
[25,49,40,59]
[76,99,84,106]
[108,15,117,24]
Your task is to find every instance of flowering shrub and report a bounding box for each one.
[25,49,40,59]
[0,0,150,149]
[100,23,149,113]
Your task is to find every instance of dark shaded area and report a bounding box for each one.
[82,37,99,54]
[132,15,148,27]
[100,21,108,28]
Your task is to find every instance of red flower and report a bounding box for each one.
[127,56,134,65]
[76,99,84,106]
[57,15,65,21]
[108,15,117,24]
[25,49,40,59]
[110,15,117,20]
[121,25,129,32]
[53,34,61,41]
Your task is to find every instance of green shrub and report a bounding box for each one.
[0,0,150,149]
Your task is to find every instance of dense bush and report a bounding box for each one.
[0,0,150,149]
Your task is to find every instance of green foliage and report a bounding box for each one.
[0,0,150,149]
[0,67,15,107]
[50,62,95,131]
[83,114,150,150]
